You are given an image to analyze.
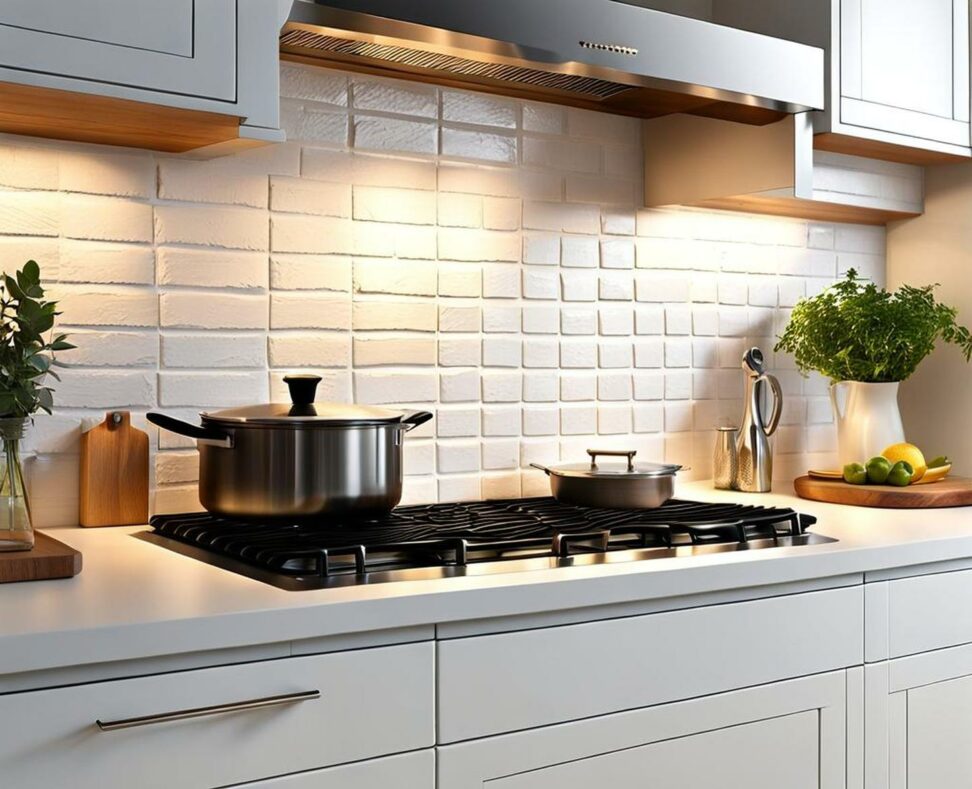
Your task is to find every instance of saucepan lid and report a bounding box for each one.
[535,449,682,479]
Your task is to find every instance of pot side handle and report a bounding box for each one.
[146,413,233,449]
[529,463,552,476]
[401,411,434,432]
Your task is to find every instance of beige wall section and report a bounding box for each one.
[887,163,972,476]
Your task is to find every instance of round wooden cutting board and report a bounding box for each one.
[794,476,972,508]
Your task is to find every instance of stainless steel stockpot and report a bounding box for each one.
[531,449,682,509]
[147,375,432,519]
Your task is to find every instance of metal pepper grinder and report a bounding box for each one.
[734,348,783,492]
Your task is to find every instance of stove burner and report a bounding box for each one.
[139,497,834,590]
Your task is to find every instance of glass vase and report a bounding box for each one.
[0,417,33,551]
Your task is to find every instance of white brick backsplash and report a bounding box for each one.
[352,301,436,332]
[60,329,157,367]
[522,138,600,173]
[161,292,267,330]
[159,144,299,208]
[0,191,59,236]
[436,441,480,473]
[356,337,436,367]
[440,370,480,403]
[353,77,436,118]
[59,240,154,285]
[354,371,435,404]
[62,195,152,243]
[157,205,268,250]
[159,371,267,407]
[269,334,349,368]
[438,338,481,367]
[60,150,154,198]
[523,371,558,403]
[354,116,436,155]
[270,254,350,291]
[162,334,265,368]
[483,406,520,437]
[158,248,268,290]
[270,214,350,254]
[436,407,480,438]
[354,258,436,296]
[439,305,481,332]
[57,286,158,327]
[523,234,559,266]
[281,63,348,105]
[439,228,519,262]
[271,176,351,217]
[523,201,599,234]
[55,370,156,408]
[11,64,886,524]
[441,127,517,164]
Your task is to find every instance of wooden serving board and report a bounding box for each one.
[794,475,972,509]
[0,531,82,583]
[80,411,149,527]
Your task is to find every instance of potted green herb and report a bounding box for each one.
[0,261,73,551]
[775,269,972,467]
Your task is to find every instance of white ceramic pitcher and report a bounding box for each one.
[829,381,906,467]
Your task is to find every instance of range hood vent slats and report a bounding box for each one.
[279,29,633,100]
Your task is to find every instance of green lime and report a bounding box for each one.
[843,462,868,485]
[865,456,891,484]
[886,461,914,487]
[927,455,950,469]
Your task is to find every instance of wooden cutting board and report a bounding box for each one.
[794,475,972,508]
[0,531,81,583]
[79,411,149,527]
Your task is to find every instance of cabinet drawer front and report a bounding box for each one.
[0,642,434,789]
[0,0,235,102]
[889,569,972,656]
[438,586,862,741]
[240,750,434,788]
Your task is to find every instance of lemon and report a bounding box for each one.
[882,443,927,483]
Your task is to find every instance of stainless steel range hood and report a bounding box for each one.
[282,0,824,125]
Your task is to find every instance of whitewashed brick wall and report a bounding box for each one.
[4,63,888,526]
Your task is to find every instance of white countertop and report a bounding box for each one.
[3,481,972,676]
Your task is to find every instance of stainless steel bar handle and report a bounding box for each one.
[96,689,320,731]
[587,448,637,471]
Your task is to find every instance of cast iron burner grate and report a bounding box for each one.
[138,497,834,590]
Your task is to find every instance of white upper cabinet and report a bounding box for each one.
[840,0,970,150]
[713,0,972,163]
[0,0,288,154]
[0,0,236,101]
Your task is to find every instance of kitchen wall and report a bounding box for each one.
[6,63,888,527]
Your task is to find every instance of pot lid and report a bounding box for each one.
[541,449,681,479]
[201,375,409,426]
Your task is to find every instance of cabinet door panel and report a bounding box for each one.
[439,671,848,789]
[859,0,954,118]
[493,713,818,789]
[241,751,434,788]
[0,0,192,56]
[906,675,972,789]
[0,0,235,101]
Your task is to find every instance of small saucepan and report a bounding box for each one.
[531,449,682,509]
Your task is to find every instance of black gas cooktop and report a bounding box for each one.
[137,497,835,590]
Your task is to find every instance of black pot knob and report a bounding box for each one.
[284,374,321,406]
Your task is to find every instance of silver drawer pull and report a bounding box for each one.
[96,689,320,731]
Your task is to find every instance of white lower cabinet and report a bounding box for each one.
[239,751,435,788]
[439,671,850,789]
[0,642,434,789]
[867,642,972,788]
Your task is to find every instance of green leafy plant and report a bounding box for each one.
[775,269,972,383]
[0,261,73,417]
